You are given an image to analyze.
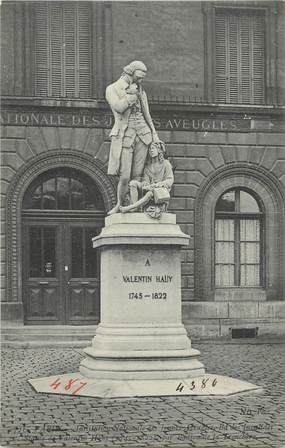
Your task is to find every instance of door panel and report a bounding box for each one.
[25,284,60,321]
[66,225,100,324]
[24,225,62,323]
[68,282,99,322]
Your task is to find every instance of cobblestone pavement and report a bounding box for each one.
[1,343,285,448]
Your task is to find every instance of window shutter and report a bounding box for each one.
[251,13,265,104]
[50,4,63,97]
[215,9,265,104]
[240,14,251,103]
[215,12,228,102]
[63,4,76,97]
[77,4,92,98]
[228,13,239,103]
[34,2,92,98]
[35,4,49,96]
[215,11,240,103]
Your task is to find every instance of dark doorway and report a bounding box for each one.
[22,168,105,324]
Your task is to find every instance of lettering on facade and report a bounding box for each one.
[0,111,113,128]
[1,110,251,132]
[153,117,240,131]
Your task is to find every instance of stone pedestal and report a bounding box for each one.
[80,213,205,380]
[28,213,261,398]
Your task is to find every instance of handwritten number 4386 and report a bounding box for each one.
[176,377,217,393]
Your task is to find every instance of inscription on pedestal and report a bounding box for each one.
[100,243,183,324]
[122,272,173,301]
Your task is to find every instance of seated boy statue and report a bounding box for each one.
[120,141,174,214]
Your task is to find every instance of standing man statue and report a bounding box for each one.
[105,60,160,215]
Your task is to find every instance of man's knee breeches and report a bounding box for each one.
[119,135,149,181]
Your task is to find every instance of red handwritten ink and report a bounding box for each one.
[64,378,79,391]
[50,378,61,390]
[71,381,88,396]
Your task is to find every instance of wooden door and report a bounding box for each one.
[23,220,101,324]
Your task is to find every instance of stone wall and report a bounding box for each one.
[2,1,285,102]
[0,125,111,304]
[1,0,285,333]
[156,129,285,301]
[111,1,204,99]
[1,125,285,305]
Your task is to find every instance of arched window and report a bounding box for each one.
[215,188,263,287]
[23,168,104,211]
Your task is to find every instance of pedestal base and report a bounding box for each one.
[29,373,262,398]
[80,351,205,380]
[80,323,205,380]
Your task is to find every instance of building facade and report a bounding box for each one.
[1,1,285,338]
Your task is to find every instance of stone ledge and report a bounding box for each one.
[215,288,266,302]
[259,301,285,318]
[182,301,229,319]
[184,318,285,339]
[229,302,259,318]
[182,301,285,321]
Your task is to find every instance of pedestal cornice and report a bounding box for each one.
[92,213,190,248]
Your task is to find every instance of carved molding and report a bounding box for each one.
[6,150,116,303]
[194,163,285,301]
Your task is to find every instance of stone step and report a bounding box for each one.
[1,325,97,334]
[1,325,96,347]
[2,340,90,348]
[3,333,92,341]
